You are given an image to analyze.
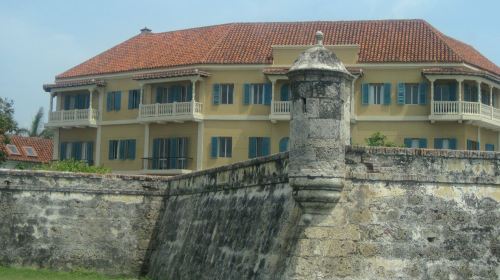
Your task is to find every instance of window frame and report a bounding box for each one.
[404,83,419,105]
[128,89,140,109]
[368,84,384,105]
[5,144,21,155]
[220,84,234,105]
[251,84,265,105]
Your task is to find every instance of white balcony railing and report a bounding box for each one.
[271,101,291,115]
[47,109,98,127]
[139,102,203,121]
[431,101,500,126]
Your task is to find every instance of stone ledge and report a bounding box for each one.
[347,145,500,159]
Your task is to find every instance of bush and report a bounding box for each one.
[365,132,398,147]
[36,159,111,174]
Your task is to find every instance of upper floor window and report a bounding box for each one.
[280,84,291,101]
[64,93,90,110]
[481,89,490,105]
[156,85,192,103]
[249,137,270,158]
[211,137,232,158]
[128,89,140,109]
[361,83,391,105]
[106,91,122,111]
[213,84,234,105]
[434,83,456,101]
[404,138,427,149]
[397,83,427,105]
[434,138,457,150]
[243,83,272,105]
[108,139,136,160]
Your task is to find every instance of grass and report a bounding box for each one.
[0,266,143,280]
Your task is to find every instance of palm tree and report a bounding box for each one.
[17,107,53,139]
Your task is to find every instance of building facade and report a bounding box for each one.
[43,20,500,175]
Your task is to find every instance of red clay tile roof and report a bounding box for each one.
[133,68,211,80]
[55,20,500,79]
[0,136,53,164]
[43,79,106,92]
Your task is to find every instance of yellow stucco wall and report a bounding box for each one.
[100,124,144,170]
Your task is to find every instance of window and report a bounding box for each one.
[434,138,457,150]
[361,83,391,105]
[128,89,140,109]
[248,137,270,158]
[60,142,94,163]
[243,83,271,105]
[22,146,37,157]
[106,91,121,111]
[481,89,490,105]
[464,84,478,102]
[434,83,456,101]
[108,139,136,160]
[156,85,192,103]
[213,84,234,105]
[280,84,291,101]
[5,144,20,155]
[152,138,188,169]
[211,137,232,157]
[63,94,90,110]
[397,83,427,105]
[404,138,427,148]
[279,137,289,152]
[485,144,495,151]
[466,140,480,151]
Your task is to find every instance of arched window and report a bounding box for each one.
[280,84,290,101]
[279,137,289,152]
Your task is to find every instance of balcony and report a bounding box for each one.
[138,102,203,123]
[46,109,98,128]
[431,101,500,130]
[270,101,291,122]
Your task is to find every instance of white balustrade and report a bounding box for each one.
[431,101,500,123]
[48,109,97,125]
[139,102,203,119]
[272,101,291,115]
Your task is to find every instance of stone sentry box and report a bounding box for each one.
[288,31,354,210]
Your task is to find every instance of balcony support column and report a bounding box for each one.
[49,93,54,113]
[430,78,435,114]
[490,85,493,119]
[271,80,276,114]
[196,121,204,170]
[477,80,481,115]
[191,79,197,114]
[457,78,463,114]
[351,77,358,122]
[95,126,101,166]
[143,123,150,170]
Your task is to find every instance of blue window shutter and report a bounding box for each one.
[404,138,412,148]
[60,142,67,160]
[211,137,218,158]
[169,138,178,169]
[128,91,133,109]
[213,84,220,105]
[279,137,289,153]
[419,83,427,104]
[434,138,443,149]
[264,83,272,105]
[485,144,495,151]
[152,139,160,169]
[156,87,162,103]
[108,141,114,160]
[115,92,121,110]
[75,95,81,109]
[466,140,472,150]
[118,140,125,160]
[361,83,369,105]
[86,142,93,163]
[449,138,457,150]
[419,138,427,148]
[72,142,81,160]
[280,84,290,101]
[187,84,193,101]
[249,137,257,158]
[243,84,251,105]
[449,83,457,101]
[106,93,112,111]
[383,83,391,105]
[262,137,270,156]
[397,83,405,105]
[64,96,71,110]
[130,140,136,160]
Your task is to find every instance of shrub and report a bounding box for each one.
[365,132,398,147]
[36,159,111,174]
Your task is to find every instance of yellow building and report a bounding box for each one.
[43,20,500,175]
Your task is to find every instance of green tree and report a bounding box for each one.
[0,97,19,161]
[17,107,53,139]
[365,132,398,147]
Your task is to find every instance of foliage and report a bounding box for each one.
[16,107,53,139]
[0,97,19,162]
[0,266,143,280]
[365,132,398,147]
[36,159,111,174]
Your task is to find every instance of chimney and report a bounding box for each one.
[140,27,152,34]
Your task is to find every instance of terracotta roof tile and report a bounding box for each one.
[0,136,53,164]
[263,66,362,75]
[43,79,106,92]
[55,20,500,79]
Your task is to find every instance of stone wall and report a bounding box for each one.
[284,147,499,279]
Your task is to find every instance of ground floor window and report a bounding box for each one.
[152,137,188,169]
[211,137,232,158]
[279,137,289,152]
[404,138,427,148]
[466,140,480,151]
[434,138,457,150]
[248,137,270,158]
[60,141,94,164]
[485,144,495,151]
[108,139,136,160]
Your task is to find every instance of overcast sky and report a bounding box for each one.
[1,0,498,128]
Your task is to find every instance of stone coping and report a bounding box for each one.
[347,145,500,159]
